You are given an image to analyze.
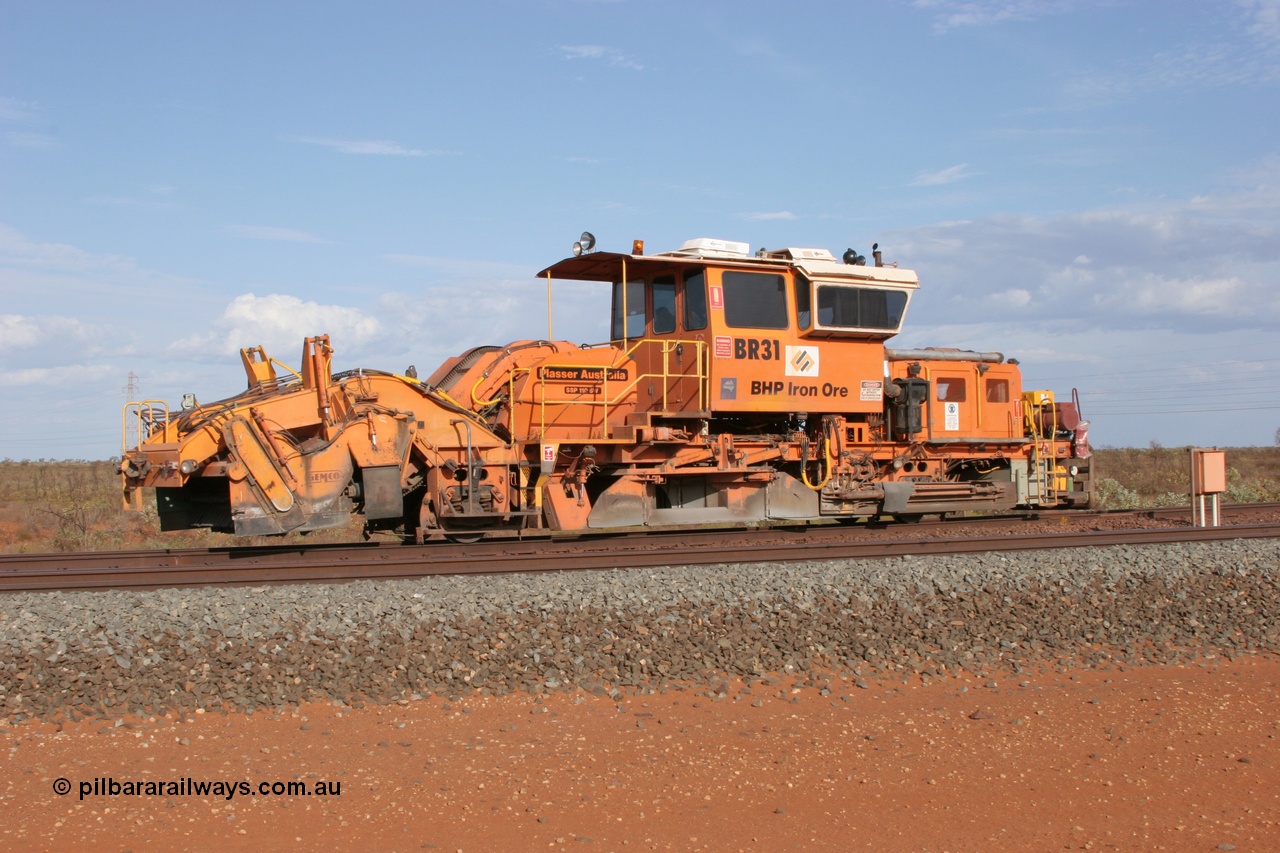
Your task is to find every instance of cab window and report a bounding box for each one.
[935,377,967,401]
[985,378,1010,403]
[722,271,788,330]
[652,276,676,334]
[611,279,646,340]
[683,269,707,331]
[794,275,811,330]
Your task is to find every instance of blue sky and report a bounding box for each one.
[2,0,1279,459]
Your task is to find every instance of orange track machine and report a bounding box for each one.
[119,235,1092,540]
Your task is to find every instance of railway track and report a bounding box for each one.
[2,503,1278,593]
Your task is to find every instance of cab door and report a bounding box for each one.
[617,271,707,415]
[642,274,705,413]
[673,268,709,412]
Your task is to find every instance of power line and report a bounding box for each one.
[1084,375,1280,391]
[1081,385,1280,402]
[1087,403,1280,415]
[1036,356,1280,382]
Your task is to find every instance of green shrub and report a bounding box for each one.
[1093,447,1279,508]
[1094,478,1140,510]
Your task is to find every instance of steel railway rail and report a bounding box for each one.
[1,503,1278,593]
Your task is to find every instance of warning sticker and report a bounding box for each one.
[860,380,883,402]
[714,336,733,359]
[944,401,960,431]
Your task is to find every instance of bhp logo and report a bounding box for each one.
[785,345,820,377]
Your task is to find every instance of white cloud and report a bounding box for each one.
[914,0,1081,32]
[0,314,43,350]
[1068,44,1276,101]
[989,288,1032,308]
[0,230,222,450]
[381,253,529,279]
[742,211,797,222]
[169,294,383,360]
[909,164,974,187]
[525,153,1280,446]
[0,363,117,388]
[1060,4,1280,103]
[369,277,609,367]
[226,224,324,243]
[370,253,611,367]
[4,130,59,150]
[1240,0,1280,45]
[558,45,643,70]
[728,37,812,81]
[560,45,606,61]
[290,136,458,157]
[666,184,737,199]
[0,224,203,302]
[0,96,59,149]
[1092,272,1250,319]
[0,314,109,354]
[84,195,178,211]
[921,2,1279,95]
[884,170,1280,335]
[0,96,37,123]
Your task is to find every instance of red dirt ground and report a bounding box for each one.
[4,656,1278,852]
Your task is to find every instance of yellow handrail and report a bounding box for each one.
[1021,393,1059,503]
[529,339,708,439]
[121,400,171,453]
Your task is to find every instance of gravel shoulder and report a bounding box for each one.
[3,538,1278,722]
[2,536,1278,849]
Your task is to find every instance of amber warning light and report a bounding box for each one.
[632,239,644,255]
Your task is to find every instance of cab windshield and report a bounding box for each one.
[722,271,788,330]
[815,285,907,331]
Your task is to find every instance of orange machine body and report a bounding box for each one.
[120,237,1092,539]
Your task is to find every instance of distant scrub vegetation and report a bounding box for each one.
[0,459,361,553]
[1,447,1277,551]
[1091,446,1280,509]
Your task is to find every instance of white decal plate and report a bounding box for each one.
[785,346,820,377]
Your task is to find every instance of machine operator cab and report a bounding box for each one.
[540,236,920,421]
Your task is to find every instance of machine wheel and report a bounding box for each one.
[440,517,491,543]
